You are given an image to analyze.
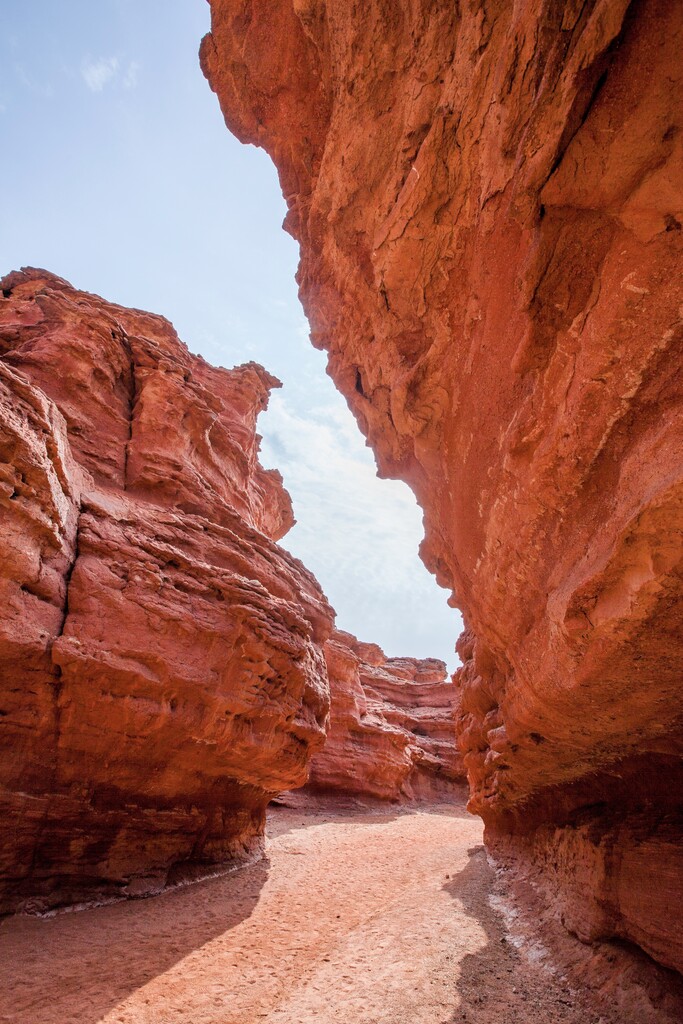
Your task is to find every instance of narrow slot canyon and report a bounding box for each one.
[1,1,682,1022]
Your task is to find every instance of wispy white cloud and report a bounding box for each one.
[81,56,119,93]
[259,392,462,668]
[80,56,141,94]
[123,60,140,90]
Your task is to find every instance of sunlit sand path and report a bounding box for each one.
[2,804,616,1024]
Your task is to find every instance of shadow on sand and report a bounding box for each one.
[442,844,683,1024]
[1,855,270,1024]
[442,843,534,1024]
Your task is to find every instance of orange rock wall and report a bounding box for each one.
[0,268,333,911]
[307,630,463,801]
[202,0,683,973]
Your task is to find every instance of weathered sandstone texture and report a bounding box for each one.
[305,629,463,801]
[202,0,683,973]
[0,268,333,912]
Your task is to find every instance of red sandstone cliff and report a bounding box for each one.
[305,630,463,801]
[0,268,333,912]
[202,0,683,975]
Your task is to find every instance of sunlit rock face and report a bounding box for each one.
[202,0,683,973]
[306,630,463,801]
[0,268,333,912]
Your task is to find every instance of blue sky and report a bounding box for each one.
[0,0,462,668]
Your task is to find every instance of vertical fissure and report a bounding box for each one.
[49,500,83,790]
[115,324,137,490]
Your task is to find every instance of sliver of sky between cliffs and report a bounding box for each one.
[0,0,462,669]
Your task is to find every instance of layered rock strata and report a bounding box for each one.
[305,629,463,801]
[202,0,683,974]
[0,268,333,912]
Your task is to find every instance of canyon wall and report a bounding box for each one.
[305,629,463,801]
[0,268,333,912]
[202,0,683,973]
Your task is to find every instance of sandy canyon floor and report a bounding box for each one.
[1,802,678,1024]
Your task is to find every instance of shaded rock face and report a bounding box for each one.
[202,0,683,974]
[306,630,463,801]
[0,268,333,912]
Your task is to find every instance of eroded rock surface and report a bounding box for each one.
[202,0,683,974]
[305,629,463,801]
[0,268,333,912]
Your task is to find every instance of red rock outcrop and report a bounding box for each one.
[0,268,333,912]
[202,0,683,974]
[305,629,463,801]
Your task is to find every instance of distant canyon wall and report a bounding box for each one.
[202,0,683,973]
[305,629,464,801]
